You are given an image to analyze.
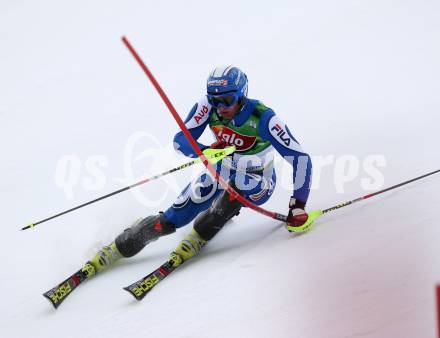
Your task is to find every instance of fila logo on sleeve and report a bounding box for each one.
[268,115,304,152]
[271,123,291,146]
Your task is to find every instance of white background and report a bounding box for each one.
[1,1,439,337]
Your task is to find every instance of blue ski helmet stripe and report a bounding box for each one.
[211,65,233,77]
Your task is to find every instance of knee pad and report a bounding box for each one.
[115,212,175,257]
[194,188,242,241]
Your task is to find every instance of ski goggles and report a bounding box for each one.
[207,92,240,109]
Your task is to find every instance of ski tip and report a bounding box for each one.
[123,286,143,301]
[42,292,60,310]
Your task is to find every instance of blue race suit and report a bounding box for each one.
[163,96,312,228]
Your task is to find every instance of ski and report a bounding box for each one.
[123,258,180,301]
[43,262,94,309]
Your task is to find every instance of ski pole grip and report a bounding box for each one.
[202,146,236,164]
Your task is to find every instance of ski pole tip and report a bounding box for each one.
[21,223,35,231]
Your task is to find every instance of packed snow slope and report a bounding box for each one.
[1,1,439,337]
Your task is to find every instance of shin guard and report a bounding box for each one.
[194,188,242,241]
[115,212,175,258]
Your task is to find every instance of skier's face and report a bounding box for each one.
[217,102,240,120]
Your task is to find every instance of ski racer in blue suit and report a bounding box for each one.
[80,66,314,281]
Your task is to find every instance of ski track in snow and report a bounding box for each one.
[1,1,440,337]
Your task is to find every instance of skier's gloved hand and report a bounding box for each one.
[286,197,313,233]
[209,139,229,149]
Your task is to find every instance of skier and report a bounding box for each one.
[81,66,313,279]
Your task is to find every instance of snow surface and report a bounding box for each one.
[1,1,440,337]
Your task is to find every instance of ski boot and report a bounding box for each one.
[79,241,123,279]
[169,229,207,267]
